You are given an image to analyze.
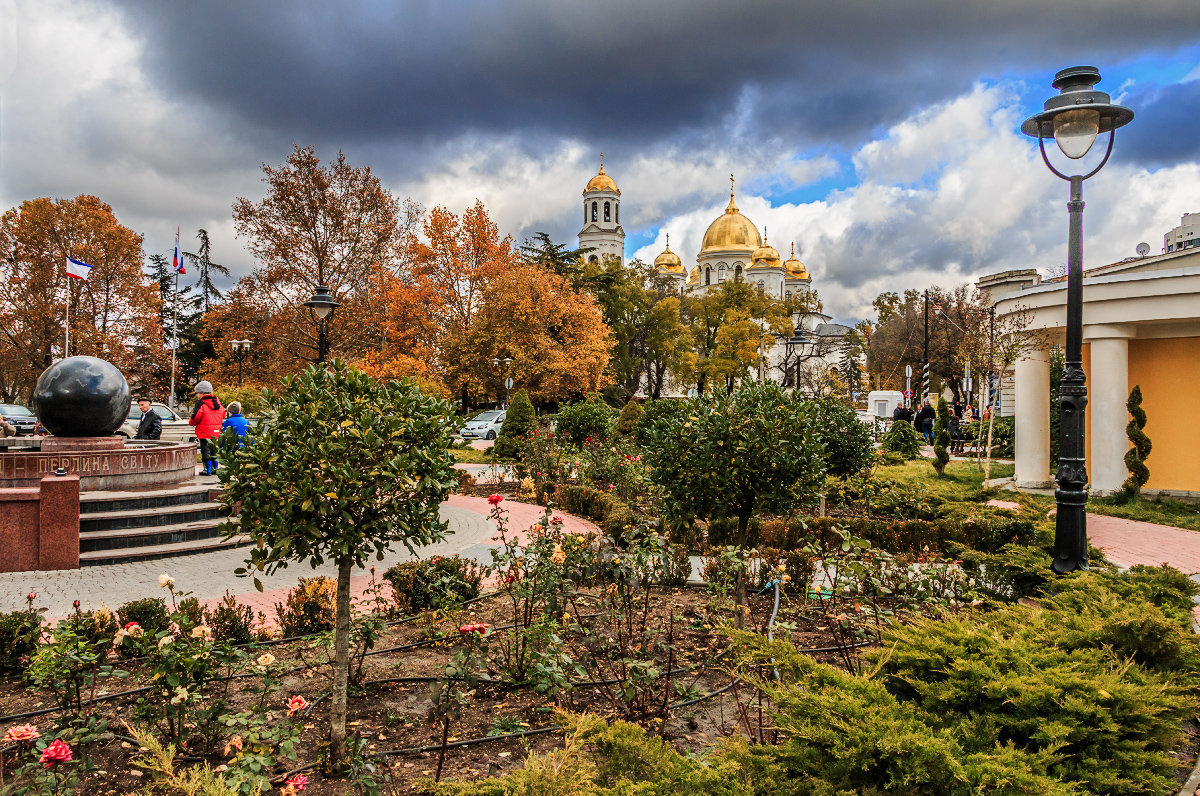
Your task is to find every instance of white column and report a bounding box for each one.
[1086,325,1133,496]
[1014,348,1051,488]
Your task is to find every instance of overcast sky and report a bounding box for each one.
[3,0,1199,323]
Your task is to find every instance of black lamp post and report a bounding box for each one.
[492,357,513,406]
[1022,66,1133,574]
[302,285,340,364]
[230,338,252,386]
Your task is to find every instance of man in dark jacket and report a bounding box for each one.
[914,400,936,444]
[134,398,162,440]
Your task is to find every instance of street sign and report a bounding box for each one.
[904,389,913,400]
[504,377,514,390]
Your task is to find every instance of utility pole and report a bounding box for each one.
[922,289,930,401]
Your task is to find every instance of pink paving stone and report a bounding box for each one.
[984,499,1021,511]
[470,440,494,451]
[1085,513,1200,628]
[198,496,599,629]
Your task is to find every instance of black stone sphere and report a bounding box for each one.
[33,356,131,437]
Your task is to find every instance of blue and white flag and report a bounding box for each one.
[65,256,93,280]
[172,227,186,274]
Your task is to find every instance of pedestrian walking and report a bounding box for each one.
[222,401,250,443]
[189,381,224,476]
[134,398,162,440]
[914,400,936,444]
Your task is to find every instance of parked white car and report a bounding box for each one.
[119,402,197,442]
[459,410,507,440]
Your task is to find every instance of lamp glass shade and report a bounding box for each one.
[1053,108,1101,159]
[312,304,333,320]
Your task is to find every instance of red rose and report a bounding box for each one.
[487,494,503,506]
[39,738,72,767]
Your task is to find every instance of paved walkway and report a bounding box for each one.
[1084,514,1200,628]
[0,495,598,620]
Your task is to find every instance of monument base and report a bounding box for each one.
[0,438,198,491]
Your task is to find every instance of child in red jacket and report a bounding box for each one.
[189,380,224,476]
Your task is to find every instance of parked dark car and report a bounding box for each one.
[0,404,38,436]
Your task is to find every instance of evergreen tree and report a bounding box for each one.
[1122,385,1152,498]
[615,399,643,437]
[493,389,535,460]
[932,397,951,476]
[184,229,231,314]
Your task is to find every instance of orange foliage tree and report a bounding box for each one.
[0,195,165,401]
[223,146,403,380]
[450,264,612,405]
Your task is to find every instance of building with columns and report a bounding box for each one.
[983,247,1200,498]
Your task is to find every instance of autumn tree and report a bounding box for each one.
[0,195,164,401]
[681,279,793,394]
[520,231,594,289]
[450,264,611,405]
[228,145,402,375]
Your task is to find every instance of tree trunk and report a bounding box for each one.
[733,512,750,630]
[983,412,996,482]
[329,558,353,764]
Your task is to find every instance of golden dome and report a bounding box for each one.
[584,154,620,195]
[784,242,809,280]
[748,228,781,270]
[701,192,761,253]
[654,233,684,273]
[687,266,700,285]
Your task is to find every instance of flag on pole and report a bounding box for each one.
[172,227,186,274]
[65,256,93,280]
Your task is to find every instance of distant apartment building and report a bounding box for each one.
[1163,212,1200,253]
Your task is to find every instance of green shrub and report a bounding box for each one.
[60,606,118,646]
[493,389,535,460]
[383,555,483,614]
[802,515,1034,556]
[632,398,688,448]
[615,399,643,437]
[205,591,256,645]
[557,485,636,544]
[653,544,693,589]
[805,398,876,479]
[274,576,336,637]
[118,597,171,635]
[1123,385,1151,498]
[881,418,922,458]
[555,400,615,447]
[0,609,42,676]
[967,417,1015,457]
[958,542,1054,601]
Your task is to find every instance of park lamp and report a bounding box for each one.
[303,284,340,320]
[230,338,252,355]
[1021,66,1133,575]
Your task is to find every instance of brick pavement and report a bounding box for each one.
[0,496,597,621]
[1085,513,1200,627]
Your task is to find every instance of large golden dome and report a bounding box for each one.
[584,156,620,195]
[701,194,761,252]
[784,242,809,280]
[654,234,684,273]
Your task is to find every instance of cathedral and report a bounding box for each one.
[577,158,852,395]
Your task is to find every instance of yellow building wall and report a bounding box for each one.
[1084,338,1200,493]
[1127,337,1200,492]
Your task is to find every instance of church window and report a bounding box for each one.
[588,255,599,263]
[616,204,619,223]
[718,265,727,282]
[734,264,743,281]
[785,291,792,300]
[592,202,598,222]
[604,201,611,222]
[705,267,711,286]
[584,204,587,223]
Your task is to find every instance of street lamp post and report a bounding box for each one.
[1022,66,1133,574]
[230,338,252,387]
[491,357,513,406]
[302,285,340,364]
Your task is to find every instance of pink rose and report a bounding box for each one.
[39,738,72,767]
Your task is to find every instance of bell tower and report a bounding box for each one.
[578,153,625,265]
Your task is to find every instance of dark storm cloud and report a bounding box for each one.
[105,0,1200,155]
[1116,79,1200,167]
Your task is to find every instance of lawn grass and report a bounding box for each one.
[874,458,1014,502]
[1086,494,1200,532]
[450,447,495,464]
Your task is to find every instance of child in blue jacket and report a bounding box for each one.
[222,401,251,442]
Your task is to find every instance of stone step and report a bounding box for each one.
[80,530,247,566]
[79,517,238,554]
[79,502,225,532]
[80,484,216,514]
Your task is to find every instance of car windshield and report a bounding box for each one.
[471,411,503,422]
[1,405,34,417]
[127,410,142,421]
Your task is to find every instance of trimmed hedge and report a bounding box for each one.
[557,484,636,543]
[798,515,1035,556]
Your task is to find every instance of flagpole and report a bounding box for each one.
[168,270,178,411]
[64,271,70,359]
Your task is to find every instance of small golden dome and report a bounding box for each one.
[654,233,684,273]
[701,184,760,253]
[687,266,700,285]
[748,228,781,270]
[584,154,620,195]
[784,242,809,280]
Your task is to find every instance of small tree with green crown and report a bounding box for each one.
[493,389,535,460]
[615,399,643,437]
[1122,385,1152,499]
[932,397,951,476]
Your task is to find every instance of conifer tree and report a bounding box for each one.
[1122,385,1151,498]
[932,397,951,476]
[616,399,643,437]
[493,389,534,460]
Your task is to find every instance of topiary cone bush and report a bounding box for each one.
[1122,384,1152,499]
[615,398,643,437]
[492,388,535,460]
[932,397,951,476]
